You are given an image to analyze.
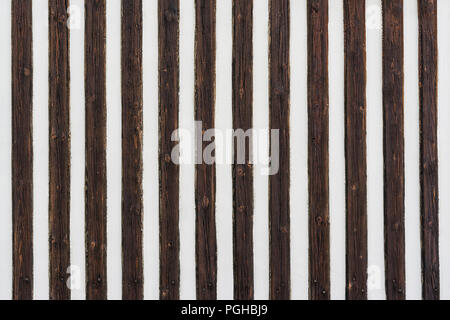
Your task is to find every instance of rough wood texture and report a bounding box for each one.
[195,0,217,300]
[12,0,33,300]
[49,0,71,300]
[85,0,107,300]
[382,0,405,300]
[307,0,330,300]
[269,0,290,300]
[344,0,367,300]
[159,0,180,300]
[122,0,143,300]
[232,0,254,300]
[418,0,439,300]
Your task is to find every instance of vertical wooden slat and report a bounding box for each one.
[307,0,330,300]
[85,0,107,300]
[12,0,33,300]
[343,0,367,300]
[382,0,405,300]
[49,0,71,300]
[269,0,290,300]
[122,0,143,300]
[232,0,254,300]
[418,0,439,300]
[159,0,180,300]
[195,0,217,300]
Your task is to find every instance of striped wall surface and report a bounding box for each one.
[0,0,449,300]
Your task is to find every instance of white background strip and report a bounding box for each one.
[106,0,122,300]
[290,0,308,300]
[366,0,385,300]
[0,0,12,301]
[253,0,270,300]
[329,0,346,300]
[33,0,49,300]
[216,0,233,300]
[404,0,421,300]
[179,0,196,300]
[143,0,160,300]
[69,0,86,300]
[438,0,450,301]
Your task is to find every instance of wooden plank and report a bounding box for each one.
[269,0,290,300]
[195,0,217,300]
[49,0,71,300]
[85,0,107,300]
[343,0,367,300]
[382,0,405,300]
[418,0,439,300]
[121,0,143,300]
[12,0,33,300]
[232,0,254,300]
[159,0,180,300]
[307,0,330,300]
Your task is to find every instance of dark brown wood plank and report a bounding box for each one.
[49,0,71,300]
[122,0,143,300]
[195,0,217,300]
[418,0,439,300]
[307,0,330,300]
[159,0,180,300]
[85,0,107,300]
[343,0,367,300]
[12,0,33,300]
[232,0,254,300]
[269,0,290,300]
[382,0,405,300]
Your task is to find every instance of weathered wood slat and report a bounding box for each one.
[307,0,330,300]
[232,0,254,300]
[195,0,217,300]
[121,0,143,300]
[159,0,180,300]
[418,0,439,300]
[382,0,405,300]
[269,0,290,300]
[343,0,367,300]
[49,0,71,300]
[85,0,107,300]
[12,0,33,300]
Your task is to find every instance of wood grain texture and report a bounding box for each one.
[49,0,71,300]
[195,0,217,300]
[418,0,439,300]
[159,0,180,300]
[307,0,330,300]
[122,0,143,300]
[382,0,405,300]
[343,0,367,300]
[232,0,254,300]
[269,0,290,300]
[85,0,107,300]
[12,0,33,300]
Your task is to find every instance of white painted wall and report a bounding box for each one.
[0,0,439,300]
